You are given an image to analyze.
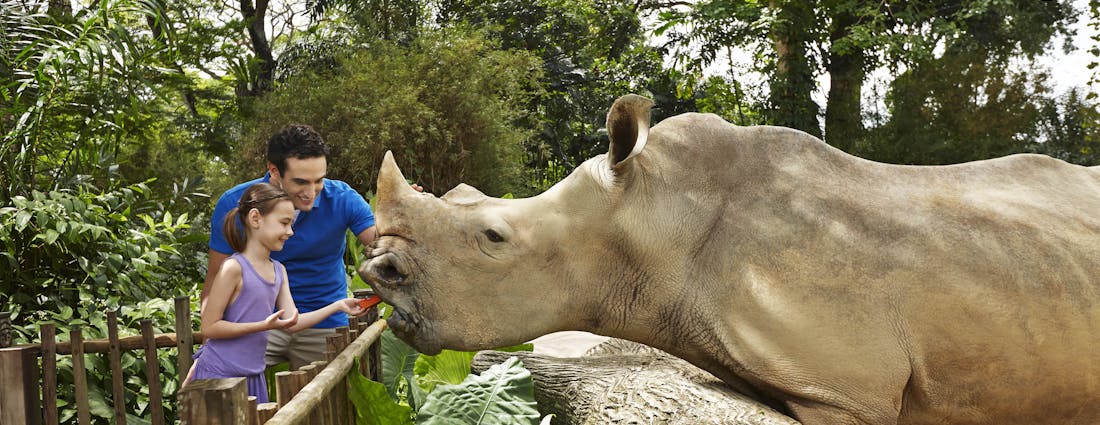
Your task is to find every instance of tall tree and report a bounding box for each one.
[767,0,822,137]
[657,0,1075,154]
[435,0,676,181]
[239,0,276,96]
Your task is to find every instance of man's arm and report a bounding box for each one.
[356,225,377,252]
[201,249,231,305]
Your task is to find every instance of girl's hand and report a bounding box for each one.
[335,298,367,317]
[265,309,299,330]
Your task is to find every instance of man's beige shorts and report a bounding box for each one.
[265,327,338,370]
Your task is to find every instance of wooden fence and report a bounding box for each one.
[0,293,382,425]
[179,318,386,424]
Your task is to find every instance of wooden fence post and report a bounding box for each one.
[40,324,58,425]
[0,346,42,425]
[365,304,381,382]
[71,327,91,425]
[175,296,195,384]
[179,378,249,425]
[141,320,165,425]
[256,403,278,423]
[107,311,128,425]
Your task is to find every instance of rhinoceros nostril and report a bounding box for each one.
[366,253,406,286]
[377,262,405,284]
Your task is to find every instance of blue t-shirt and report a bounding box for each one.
[209,175,375,328]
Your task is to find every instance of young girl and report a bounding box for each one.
[185,182,364,402]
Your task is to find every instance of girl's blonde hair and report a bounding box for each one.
[223,183,291,252]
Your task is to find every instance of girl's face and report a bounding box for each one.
[251,199,296,251]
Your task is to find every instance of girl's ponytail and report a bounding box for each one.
[223,206,246,253]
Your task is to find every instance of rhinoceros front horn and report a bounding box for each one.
[377,151,417,210]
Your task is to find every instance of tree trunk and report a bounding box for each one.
[47,0,73,20]
[824,9,865,152]
[768,0,821,138]
[239,0,275,96]
[472,340,801,425]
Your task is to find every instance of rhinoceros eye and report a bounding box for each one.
[484,229,505,243]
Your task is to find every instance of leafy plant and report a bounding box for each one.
[228,26,543,198]
[0,181,206,424]
[360,337,543,425]
[349,361,416,425]
[415,356,541,424]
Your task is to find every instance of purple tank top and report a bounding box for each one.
[192,254,282,389]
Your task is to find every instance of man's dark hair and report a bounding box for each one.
[267,124,331,175]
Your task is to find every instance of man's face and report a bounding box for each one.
[270,156,326,212]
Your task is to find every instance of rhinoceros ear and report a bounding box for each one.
[377,151,417,207]
[606,94,655,167]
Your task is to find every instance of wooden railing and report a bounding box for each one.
[178,318,386,424]
[0,296,197,425]
[0,293,383,425]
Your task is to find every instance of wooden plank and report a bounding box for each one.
[40,324,58,425]
[141,320,165,425]
[0,345,42,425]
[178,377,249,425]
[107,311,127,425]
[71,327,91,425]
[10,332,205,355]
[265,320,386,425]
[256,402,278,424]
[175,296,195,385]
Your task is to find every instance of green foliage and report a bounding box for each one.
[229,27,542,197]
[437,0,696,182]
[349,362,416,425]
[0,0,230,200]
[0,182,205,319]
[0,181,205,424]
[415,356,540,425]
[1030,89,1100,166]
[382,329,427,410]
[368,328,536,423]
[860,57,1053,165]
[8,296,201,425]
[656,0,1077,159]
[414,343,533,395]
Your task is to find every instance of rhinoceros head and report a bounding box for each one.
[359,95,655,354]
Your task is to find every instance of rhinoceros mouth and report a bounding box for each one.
[387,306,441,354]
[388,306,418,335]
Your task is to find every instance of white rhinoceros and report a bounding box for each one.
[359,94,1100,424]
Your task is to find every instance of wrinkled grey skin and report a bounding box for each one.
[360,94,1100,424]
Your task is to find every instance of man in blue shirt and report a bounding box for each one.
[204,124,374,369]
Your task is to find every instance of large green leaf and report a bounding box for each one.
[414,349,475,394]
[415,344,534,394]
[381,329,425,409]
[415,356,540,425]
[347,363,414,425]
